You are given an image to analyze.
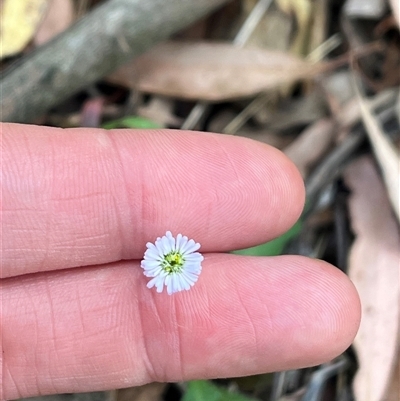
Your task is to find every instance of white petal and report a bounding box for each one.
[175,233,183,251]
[144,268,163,277]
[144,249,162,260]
[142,260,161,268]
[185,258,202,267]
[147,276,162,289]
[165,231,176,250]
[179,238,193,253]
[183,253,203,262]
[144,265,162,274]
[154,276,165,293]
[164,275,172,294]
[155,238,164,255]
[169,276,177,294]
[178,274,192,290]
[172,274,183,294]
[161,235,172,254]
[146,242,159,253]
[181,239,200,254]
[146,279,156,289]
[184,261,202,272]
[176,275,187,289]
[177,235,189,252]
[184,270,201,279]
[182,270,199,283]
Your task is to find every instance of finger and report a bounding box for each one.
[1,255,360,400]
[2,123,304,277]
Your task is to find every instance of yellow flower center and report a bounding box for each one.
[163,252,185,273]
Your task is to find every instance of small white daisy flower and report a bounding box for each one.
[141,231,204,295]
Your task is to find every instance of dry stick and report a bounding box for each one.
[180,0,274,130]
[305,130,364,208]
[0,0,230,123]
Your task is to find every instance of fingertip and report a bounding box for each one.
[202,133,306,245]
[257,142,306,235]
[193,254,361,369]
[307,257,361,359]
[268,255,361,365]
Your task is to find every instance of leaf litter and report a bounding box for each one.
[108,41,329,101]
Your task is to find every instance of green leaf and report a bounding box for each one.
[182,380,255,401]
[102,116,160,129]
[233,220,301,257]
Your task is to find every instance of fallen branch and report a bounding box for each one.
[0,0,229,123]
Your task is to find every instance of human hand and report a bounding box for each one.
[1,123,360,400]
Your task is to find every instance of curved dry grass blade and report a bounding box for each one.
[353,81,400,222]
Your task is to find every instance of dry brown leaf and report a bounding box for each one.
[283,118,335,177]
[34,0,74,46]
[0,0,49,58]
[108,41,327,101]
[345,156,400,401]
